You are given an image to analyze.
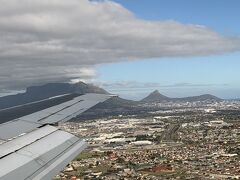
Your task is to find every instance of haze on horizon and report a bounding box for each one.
[0,0,240,100]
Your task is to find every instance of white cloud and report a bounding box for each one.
[97,81,227,92]
[0,0,240,91]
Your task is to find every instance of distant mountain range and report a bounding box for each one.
[0,82,222,111]
[0,82,226,121]
[140,90,222,103]
[78,89,222,120]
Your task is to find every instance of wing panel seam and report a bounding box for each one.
[24,139,85,180]
[0,126,59,160]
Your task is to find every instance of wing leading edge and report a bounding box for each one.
[0,93,113,180]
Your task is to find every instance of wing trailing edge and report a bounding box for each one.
[0,125,87,180]
[0,93,114,180]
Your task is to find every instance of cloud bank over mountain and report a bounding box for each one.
[1,0,240,91]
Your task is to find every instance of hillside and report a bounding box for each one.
[172,94,221,102]
[140,90,222,103]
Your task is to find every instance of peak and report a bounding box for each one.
[141,90,169,102]
[149,90,166,96]
[201,94,214,97]
[151,90,160,94]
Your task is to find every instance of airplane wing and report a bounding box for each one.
[0,93,113,180]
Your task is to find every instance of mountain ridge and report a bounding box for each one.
[0,83,223,110]
[140,90,221,103]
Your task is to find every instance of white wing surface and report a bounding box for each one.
[0,93,112,180]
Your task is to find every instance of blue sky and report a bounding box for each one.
[0,0,239,99]
[95,0,240,100]
[113,0,240,35]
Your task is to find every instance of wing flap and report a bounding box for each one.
[0,120,40,140]
[0,125,57,158]
[0,126,87,180]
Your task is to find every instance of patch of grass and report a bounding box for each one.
[144,170,187,179]
[74,151,104,161]
[75,163,113,178]
[92,164,112,174]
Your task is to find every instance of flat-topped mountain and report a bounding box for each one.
[0,82,108,110]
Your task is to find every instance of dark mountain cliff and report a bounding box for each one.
[0,82,108,109]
